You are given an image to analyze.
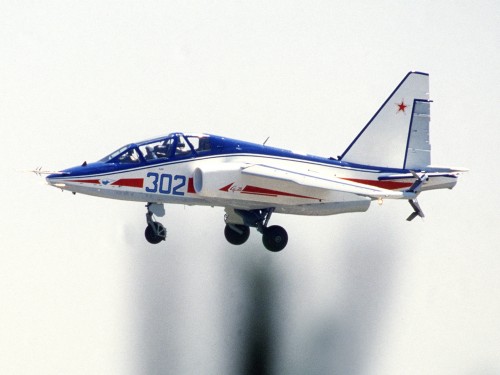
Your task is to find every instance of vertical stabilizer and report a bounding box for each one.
[340,72,431,169]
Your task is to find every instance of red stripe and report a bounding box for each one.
[68,179,100,184]
[241,185,316,199]
[219,183,234,192]
[187,177,196,193]
[111,178,144,188]
[342,178,412,190]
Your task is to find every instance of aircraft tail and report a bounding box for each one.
[339,72,431,170]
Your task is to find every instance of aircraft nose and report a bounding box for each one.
[46,172,69,188]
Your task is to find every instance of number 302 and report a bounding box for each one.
[145,172,186,196]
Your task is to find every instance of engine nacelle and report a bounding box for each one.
[193,163,244,197]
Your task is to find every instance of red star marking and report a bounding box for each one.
[396,99,407,113]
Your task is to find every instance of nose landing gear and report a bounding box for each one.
[145,203,167,244]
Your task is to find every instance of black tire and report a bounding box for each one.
[145,223,166,244]
[224,224,250,245]
[262,225,288,252]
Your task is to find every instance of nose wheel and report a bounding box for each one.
[145,203,167,244]
[145,222,166,244]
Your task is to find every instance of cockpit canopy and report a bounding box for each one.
[99,133,213,165]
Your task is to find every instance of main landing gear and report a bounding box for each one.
[142,204,287,252]
[145,203,167,244]
[224,208,288,252]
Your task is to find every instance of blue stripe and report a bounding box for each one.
[51,131,416,181]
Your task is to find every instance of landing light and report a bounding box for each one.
[54,183,66,188]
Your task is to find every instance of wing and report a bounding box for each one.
[241,164,406,199]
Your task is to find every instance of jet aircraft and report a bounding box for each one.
[45,72,466,251]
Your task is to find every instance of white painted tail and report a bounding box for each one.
[340,72,431,170]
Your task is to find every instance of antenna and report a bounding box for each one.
[263,136,270,146]
[27,167,68,176]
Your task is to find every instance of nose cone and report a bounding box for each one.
[45,162,112,189]
[46,171,70,188]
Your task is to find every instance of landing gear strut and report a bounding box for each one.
[224,208,288,252]
[145,203,166,244]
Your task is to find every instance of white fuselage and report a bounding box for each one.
[47,152,457,217]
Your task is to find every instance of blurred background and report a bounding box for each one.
[1,1,499,374]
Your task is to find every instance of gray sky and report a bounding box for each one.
[1,1,499,374]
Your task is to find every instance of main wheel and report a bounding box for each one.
[262,225,288,252]
[224,224,250,245]
[145,222,166,244]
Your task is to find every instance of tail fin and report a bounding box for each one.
[339,72,431,170]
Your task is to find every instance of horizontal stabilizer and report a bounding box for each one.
[407,171,428,193]
[407,199,425,221]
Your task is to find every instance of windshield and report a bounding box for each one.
[138,137,175,161]
[98,145,130,162]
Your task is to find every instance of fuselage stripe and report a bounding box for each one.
[342,178,412,190]
[187,178,196,194]
[241,185,317,200]
[67,179,101,184]
[111,178,144,188]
